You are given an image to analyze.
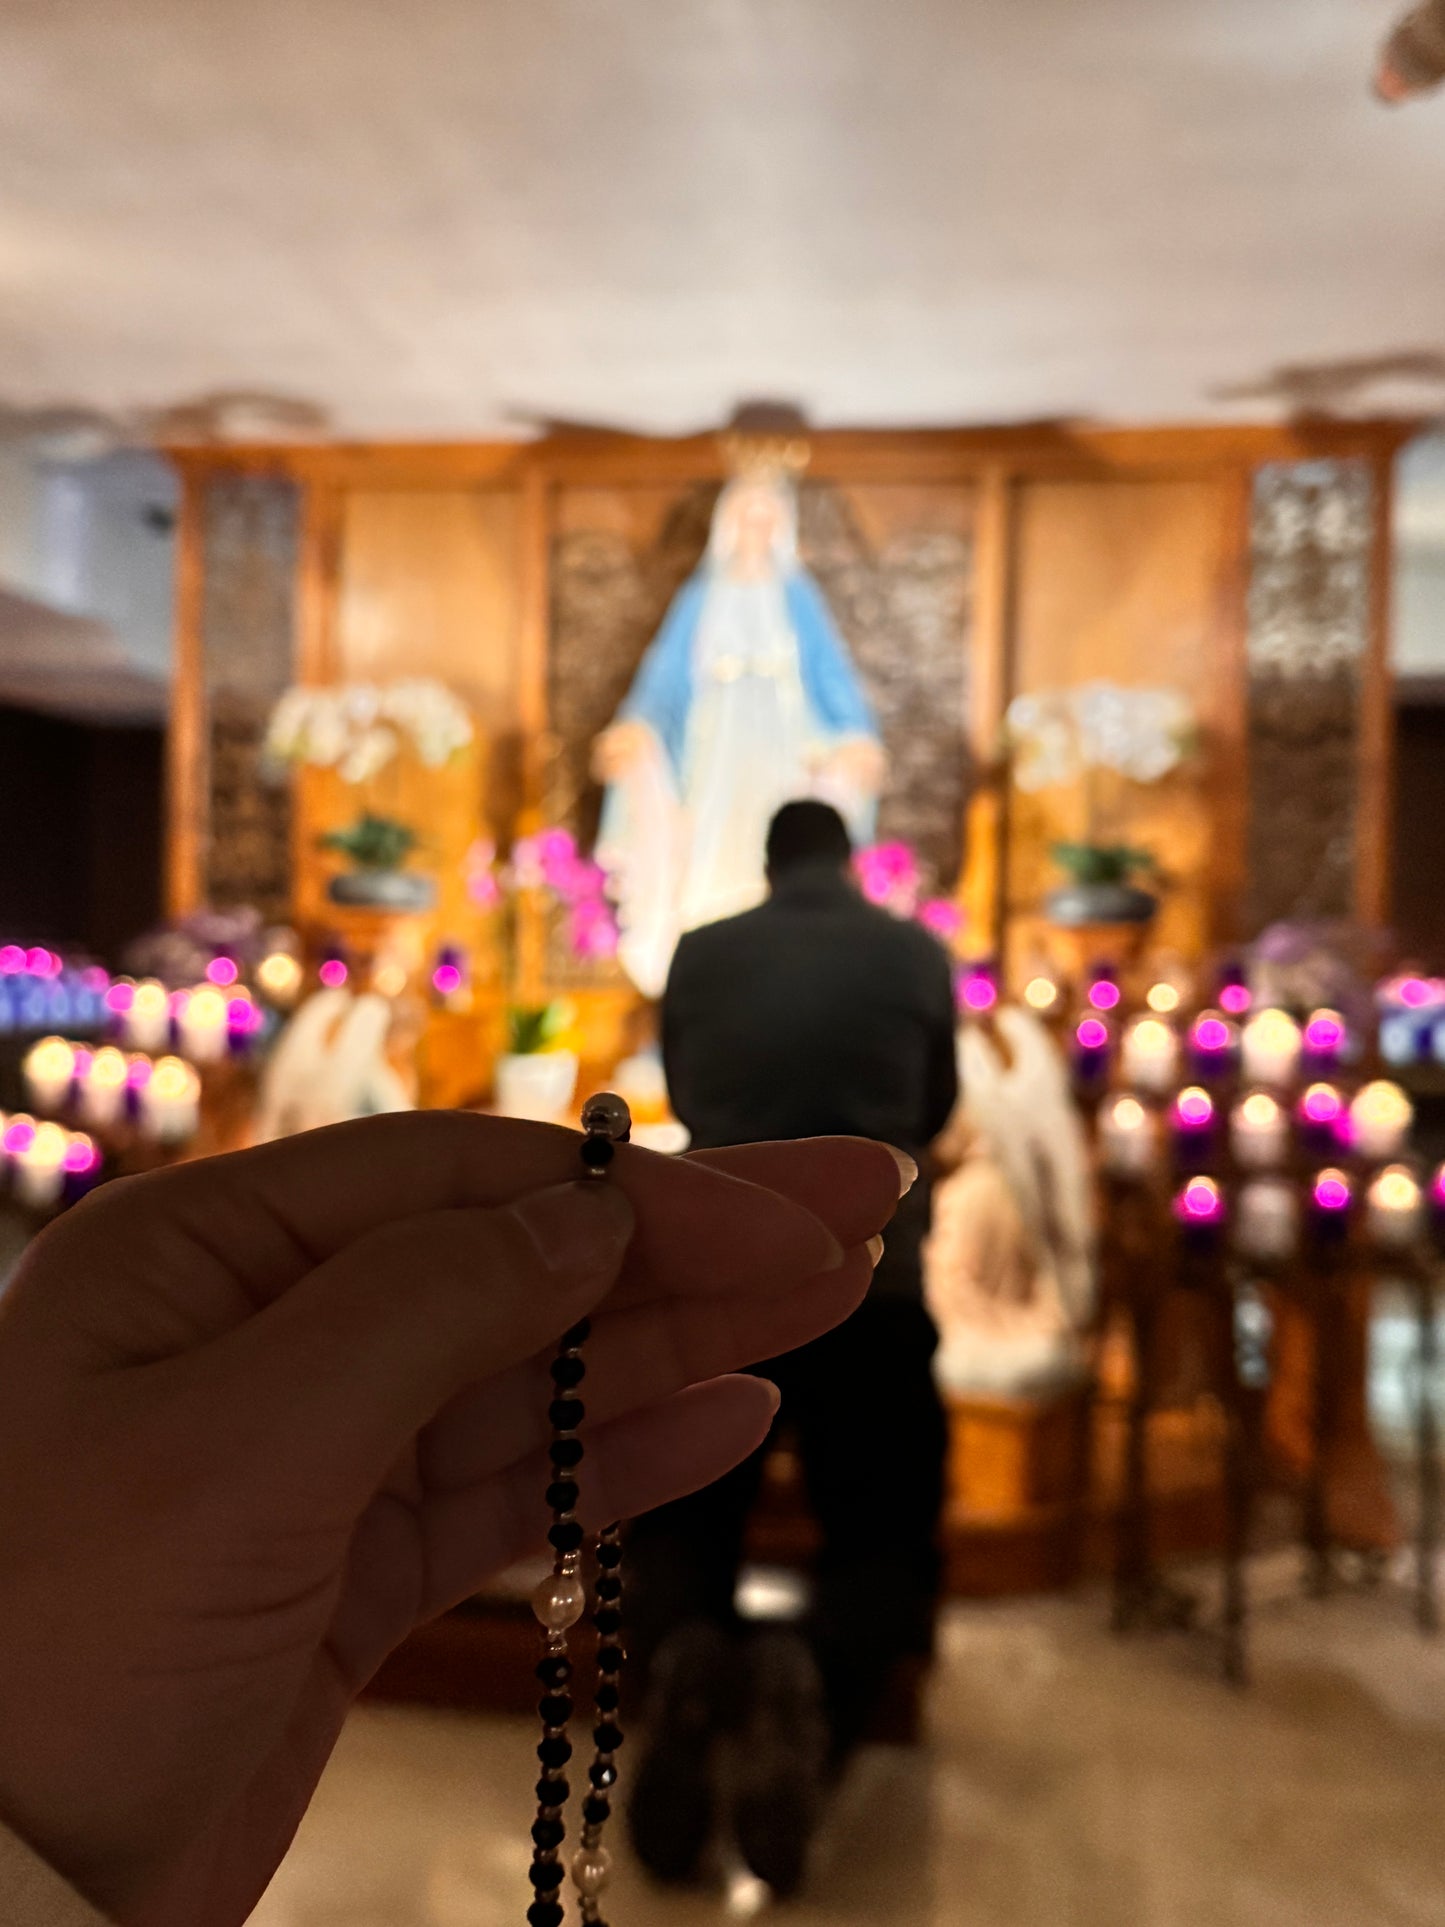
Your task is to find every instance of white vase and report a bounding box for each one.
[494,1049,580,1123]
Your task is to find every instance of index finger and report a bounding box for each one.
[81,1113,904,1308]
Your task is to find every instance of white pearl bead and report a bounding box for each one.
[570,1846,613,1896]
[531,1573,587,1630]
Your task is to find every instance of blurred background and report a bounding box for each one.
[4,3,1445,1922]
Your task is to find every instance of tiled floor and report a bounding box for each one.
[250,1569,1445,1926]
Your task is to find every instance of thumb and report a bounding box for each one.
[196,1179,635,1498]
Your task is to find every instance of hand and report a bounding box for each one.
[0,1114,904,1926]
[590,719,655,783]
[817,735,888,797]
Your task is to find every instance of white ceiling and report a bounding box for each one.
[1,0,1444,438]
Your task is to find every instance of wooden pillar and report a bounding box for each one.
[165,466,206,918]
[1357,451,1397,931]
[963,465,1015,961]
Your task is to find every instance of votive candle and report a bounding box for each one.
[1100,1095,1156,1178]
[1241,1008,1301,1088]
[1121,1017,1178,1096]
[1366,1165,1424,1250]
[1236,1178,1298,1262]
[1349,1080,1413,1162]
[1231,1090,1288,1170]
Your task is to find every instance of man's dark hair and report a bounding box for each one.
[765,799,853,876]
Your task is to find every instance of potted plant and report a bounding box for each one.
[467,828,621,1121]
[264,679,475,912]
[1004,681,1194,929]
[494,997,582,1121]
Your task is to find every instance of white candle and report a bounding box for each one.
[124,979,172,1054]
[1240,1009,1301,1088]
[1366,1165,1423,1248]
[1236,1179,1299,1262]
[1100,1095,1156,1177]
[1231,1090,1289,1170]
[80,1046,130,1127]
[178,985,228,1064]
[1350,1080,1413,1162]
[1121,1018,1179,1095]
[23,1036,75,1116]
[142,1056,201,1143]
[14,1120,69,1209]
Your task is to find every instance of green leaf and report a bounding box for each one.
[318,812,419,871]
[1050,841,1156,886]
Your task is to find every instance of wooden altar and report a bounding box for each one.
[164,419,1409,1054]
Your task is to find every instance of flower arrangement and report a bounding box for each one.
[853,842,963,943]
[265,680,474,783]
[466,828,620,965]
[1004,681,1194,900]
[265,680,474,895]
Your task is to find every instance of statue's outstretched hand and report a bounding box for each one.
[818,735,888,797]
[591,719,655,783]
[0,1114,905,1927]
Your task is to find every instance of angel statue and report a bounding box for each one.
[592,466,886,995]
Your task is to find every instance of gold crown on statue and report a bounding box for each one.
[719,432,812,484]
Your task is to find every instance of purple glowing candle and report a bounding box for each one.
[1074,1015,1112,1085]
[1302,1008,1347,1074]
[1308,1166,1353,1245]
[1172,1085,1217,1164]
[1189,1010,1238,1080]
[959,968,998,1014]
[1430,1165,1445,1247]
[1087,975,1121,1013]
[1297,1082,1346,1157]
[319,955,349,990]
[1173,1174,1226,1250]
[1218,961,1252,1017]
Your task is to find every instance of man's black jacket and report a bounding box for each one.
[661,862,959,1301]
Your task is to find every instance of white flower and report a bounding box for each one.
[264,679,474,780]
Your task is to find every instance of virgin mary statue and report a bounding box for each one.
[592,474,886,994]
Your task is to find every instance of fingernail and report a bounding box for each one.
[510,1181,635,1279]
[886,1147,918,1196]
[867,1234,885,1268]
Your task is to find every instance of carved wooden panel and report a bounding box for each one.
[199,475,299,921]
[1244,460,1373,933]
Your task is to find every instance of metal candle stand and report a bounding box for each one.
[1086,994,1440,1685]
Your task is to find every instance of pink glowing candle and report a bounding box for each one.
[1088,978,1121,1012]
[1074,1015,1112,1083]
[1190,1010,1238,1078]
[432,962,464,997]
[1219,982,1251,1016]
[1302,1008,1347,1070]
[206,955,239,987]
[960,970,997,1013]
[1174,1175,1226,1247]
[1172,1085,1216,1162]
[1309,1167,1353,1245]
[1298,1082,1345,1155]
[0,944,25,974]
[319,958,348,990]
[1430,1165,1445,1244]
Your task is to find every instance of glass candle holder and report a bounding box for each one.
[1171,1085,1217,1165]
[1308,1167,1353,1246]
[1189,1010,1239,1081]
[1366,1164,1423,1250]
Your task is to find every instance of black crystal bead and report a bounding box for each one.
[529,1858,565,1890]
[596,1643,624,1673]
[595,1573,623,1601]
[549,1354,586,1389]
[583,1793,611,1827]
[535,1774,569,1806]
[560,1318,592,1349]
[589,1760,618,1789]
[594,1606,622,1636]
[545,1478,580,1514]
[596,1540,623,1569]
[595,1681,620,1713]
[537,1734,572,1769]
[531,1817,566,1851]
[580,1136,615,1170]
[527,1902,564,1927]
[548,1519,585,1554]
[548,1438,584,1470]
[535,1655,573,1689]
[549,1397,585,1432]
[538,1693,573,1727]
[593,1720,624,1753]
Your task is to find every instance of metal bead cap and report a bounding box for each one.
[581,1092,632,1142]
